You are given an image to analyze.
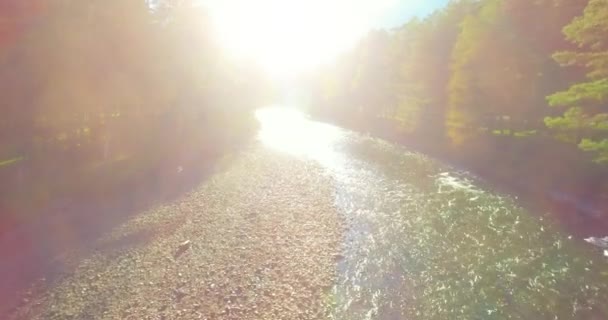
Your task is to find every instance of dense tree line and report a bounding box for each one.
[0,0,268,228]
[308,0,608,213]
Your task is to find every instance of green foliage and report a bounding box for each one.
[547,79,608,106]
[445,0,573,144]
[311,0,589,152]
[553,51,608,79]
[580,138,608,162]
[546,0,608,162]
[562,0,608,49]
[447,9,492,143]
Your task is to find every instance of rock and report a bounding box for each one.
[174,288,188,301]
[174,240,192,259]
[13,150,343,320]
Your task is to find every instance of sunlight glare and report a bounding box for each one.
[255,108,343,164]
[206,0,398,77]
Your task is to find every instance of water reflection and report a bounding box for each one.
[256,108,608,319]
[255,107,343,166]
[329,137,608,320]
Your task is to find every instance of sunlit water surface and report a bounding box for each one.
[256,107,608,320]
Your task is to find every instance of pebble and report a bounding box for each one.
[10,149,343,320]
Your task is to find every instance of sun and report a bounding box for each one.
[205,0,397,78]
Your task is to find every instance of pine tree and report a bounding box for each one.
[546,0,608,162]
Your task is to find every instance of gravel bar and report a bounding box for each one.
[10,148,344,320]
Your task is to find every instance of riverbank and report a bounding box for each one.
[5,147,344,320]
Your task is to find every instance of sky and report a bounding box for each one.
[201,0,451,77]
[377,0,450,28]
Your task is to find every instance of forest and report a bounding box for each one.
[0,1,269,233]
[1,0,608,231]
[306,0,608,221]
[2,1,608,318]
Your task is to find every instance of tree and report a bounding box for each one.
[0,0,263,220]
[388,1,479,138]
[546,0,608,162]
[446,0,503,144]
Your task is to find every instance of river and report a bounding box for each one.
[256,107,608,320]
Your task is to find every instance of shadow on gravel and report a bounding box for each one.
[0,151,235,316]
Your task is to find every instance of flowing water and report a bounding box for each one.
[256,107,608,320]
